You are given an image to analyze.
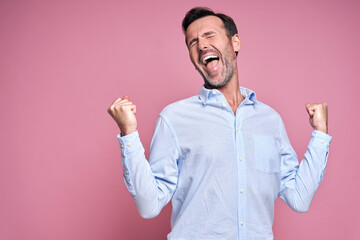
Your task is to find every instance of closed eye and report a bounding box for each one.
[203,31,216,38]
[189,41,197,47]
[188,32,216,48]
[188,38,197,48]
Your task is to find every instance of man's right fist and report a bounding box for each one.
[107,96,137,136]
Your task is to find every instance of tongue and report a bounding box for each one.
[206,59,218,69]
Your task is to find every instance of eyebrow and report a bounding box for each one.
[188,31,216,47]
[203,31,216,37]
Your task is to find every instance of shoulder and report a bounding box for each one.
[254,100,283,121]
[241,86,281,120]
[159,95,200,118]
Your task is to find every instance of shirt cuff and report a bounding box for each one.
[310,130,332,149]
[117,130,143,156]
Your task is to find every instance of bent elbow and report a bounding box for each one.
[291,202,311,213]
[293,206,309,213]
[139,210,160,219]
[136,202,161,219]
[282,187,316,213]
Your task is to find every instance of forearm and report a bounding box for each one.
[118,118,180,218]
[279,130,332,212]
[119,131,165,218]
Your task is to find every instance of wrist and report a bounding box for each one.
[314,126,328,134]
[120,128,137,136]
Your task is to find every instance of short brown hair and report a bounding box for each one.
[182,7,238,40]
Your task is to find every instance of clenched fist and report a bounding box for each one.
[306,103,328,134]
[107,96,137,136]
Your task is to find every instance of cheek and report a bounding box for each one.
[189,51,198,65]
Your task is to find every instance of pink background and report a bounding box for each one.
[1,0,359,239]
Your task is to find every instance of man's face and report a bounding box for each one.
[185,16,240,88]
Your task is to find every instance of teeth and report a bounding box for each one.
[202,55,218,65]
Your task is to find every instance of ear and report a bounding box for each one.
[232,34,241,52]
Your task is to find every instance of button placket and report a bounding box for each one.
[235,110,246,233]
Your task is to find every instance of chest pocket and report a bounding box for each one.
[254,135,281,174]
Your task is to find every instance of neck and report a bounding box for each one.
[217,70,243,114]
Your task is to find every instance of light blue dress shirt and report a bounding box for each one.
[118,86,332,240]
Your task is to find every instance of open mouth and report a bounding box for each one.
[202,55,220,69]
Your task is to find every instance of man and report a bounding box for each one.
[107,7,332,240]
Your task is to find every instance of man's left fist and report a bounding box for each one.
[306,103,328,134]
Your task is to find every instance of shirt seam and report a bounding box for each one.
[158,114,182,160]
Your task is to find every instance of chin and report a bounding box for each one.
[205,79,227,89]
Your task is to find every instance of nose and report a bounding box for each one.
[197,37,209,52]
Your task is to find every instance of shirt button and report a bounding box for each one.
[239,157,243,161]
[320,140,325,144]
[222,103,226,107]
[121,144,124,148]
[212,90,216,95]
[127,143,132,147]
[240,221,244,226]
[236,128,239,132]
[125,170,129,174]
[240,189,244,193]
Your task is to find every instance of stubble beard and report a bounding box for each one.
[198,46,237,89]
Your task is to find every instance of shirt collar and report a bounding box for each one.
[198,85,257,105]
